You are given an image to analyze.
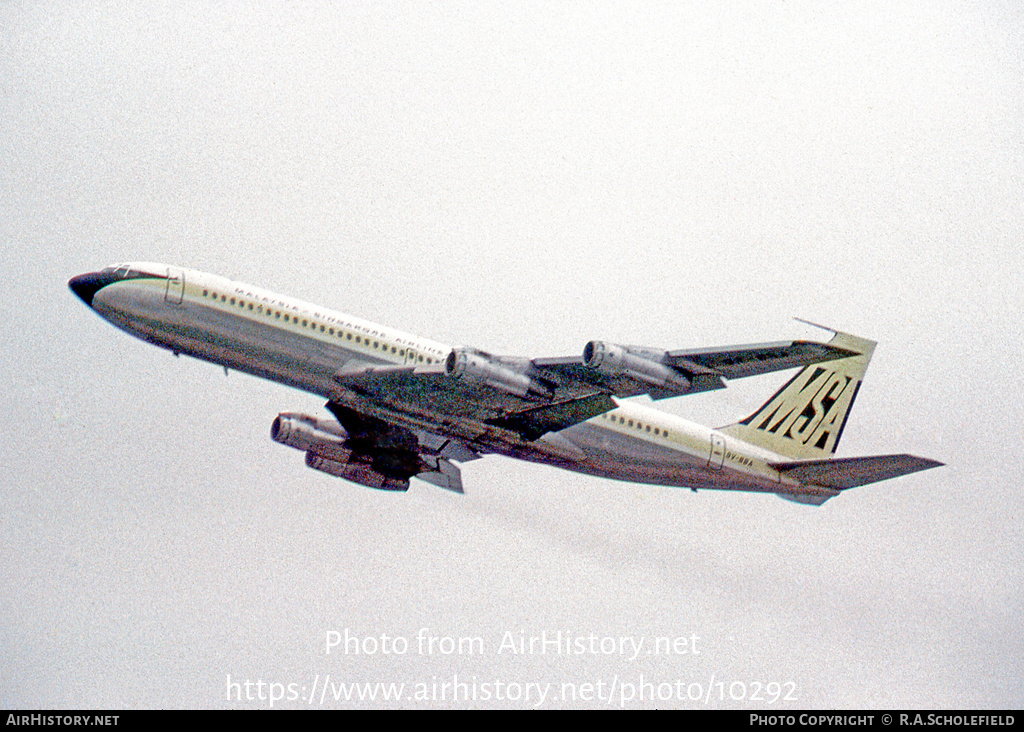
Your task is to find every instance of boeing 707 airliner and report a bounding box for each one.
[69,262,941,504]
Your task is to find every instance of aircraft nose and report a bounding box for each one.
[68,271,119,308]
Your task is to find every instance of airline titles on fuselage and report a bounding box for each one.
[206,281,447,362]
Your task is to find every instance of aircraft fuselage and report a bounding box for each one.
[68,262,847,502]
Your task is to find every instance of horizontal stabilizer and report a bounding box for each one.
[770,454,944,490]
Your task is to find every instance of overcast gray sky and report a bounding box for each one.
[2,1,1022,709]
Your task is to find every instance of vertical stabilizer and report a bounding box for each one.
[719,329,875,460]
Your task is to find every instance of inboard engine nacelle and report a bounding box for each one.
[583,340,691,391]
[446,347,553,400]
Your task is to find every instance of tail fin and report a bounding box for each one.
[719,329,875,460]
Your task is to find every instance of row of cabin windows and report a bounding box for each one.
[200,287,438,364]
[602,411,668,438]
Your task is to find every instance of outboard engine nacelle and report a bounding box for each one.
[583,341,692,392]
[305,452,409,491]
[271,413,351,460]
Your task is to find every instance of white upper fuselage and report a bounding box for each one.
[70,262,817,499]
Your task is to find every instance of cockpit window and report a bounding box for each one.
[103,263,167,281]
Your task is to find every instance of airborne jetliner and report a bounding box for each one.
[69,263,941,505]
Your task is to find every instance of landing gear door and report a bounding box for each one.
[165,267,185,305]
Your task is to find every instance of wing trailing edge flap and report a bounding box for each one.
[416,458,464,493]
[770,454,944,490]
[487,392,617,442]
[412,431,477,493]
[414,430,481,463]
[776,492,836,506]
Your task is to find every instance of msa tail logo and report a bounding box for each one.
[742,367,861,454]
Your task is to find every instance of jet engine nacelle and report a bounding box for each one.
[271,413,351,460]
[446,348,553,400]
[583,340,691,392]
[305,452,409,491]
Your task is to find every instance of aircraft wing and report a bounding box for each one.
[328,337,857,442]
[533,339,859,399]
[665,340,858,380]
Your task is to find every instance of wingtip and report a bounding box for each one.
[792,317,836,333]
